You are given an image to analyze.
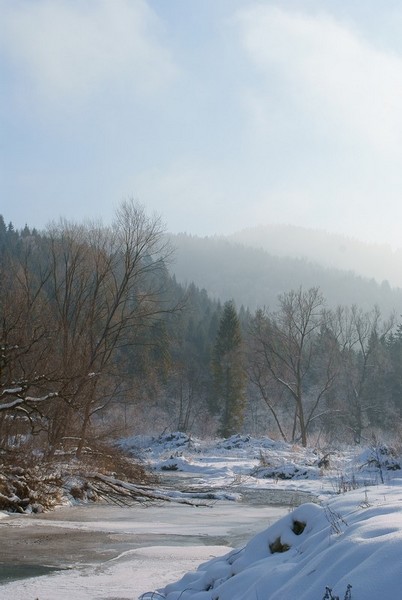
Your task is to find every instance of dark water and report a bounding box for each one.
[0,564,63,583]
[0,482,317,585]
[164,472,316,506]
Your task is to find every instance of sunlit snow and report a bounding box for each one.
[2,433,402,599]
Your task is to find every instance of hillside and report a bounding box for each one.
[168,233,402,313]
[229,224,402,289]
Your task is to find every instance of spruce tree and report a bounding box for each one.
[212,301,246,437]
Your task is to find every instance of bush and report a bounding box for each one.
[322,584,352,600]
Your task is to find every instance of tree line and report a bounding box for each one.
[169,232,402,314]
[1,205,401,462]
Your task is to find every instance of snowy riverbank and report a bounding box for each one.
[0,496,288,599]
[148,484,402,600]
[2,433,402,599]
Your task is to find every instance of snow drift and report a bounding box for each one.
[143,485,402,599]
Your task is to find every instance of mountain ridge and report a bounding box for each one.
[168,231,402,314]
[228,224,402,289]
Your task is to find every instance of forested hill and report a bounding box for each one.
[229,224,402,289]
[168,233,402,314]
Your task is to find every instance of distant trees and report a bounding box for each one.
[165,285,218,433]
[332,305,395,443]
[385,325,402,422]
[1,209,402,450]
[212,301,246,437]
[247,290,399,445]
[169,232,402,314]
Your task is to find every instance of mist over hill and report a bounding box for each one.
[229,224,402,289]
[168,232,402,314]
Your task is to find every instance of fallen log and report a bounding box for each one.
[90,473,212,507]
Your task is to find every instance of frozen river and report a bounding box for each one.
[0,485,315,599]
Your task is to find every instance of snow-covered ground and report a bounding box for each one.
[2,433,402,599]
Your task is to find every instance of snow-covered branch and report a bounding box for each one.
[0,388,58,412]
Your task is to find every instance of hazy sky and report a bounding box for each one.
[2,0,402,248]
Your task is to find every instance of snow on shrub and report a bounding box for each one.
[252,462,320,480]
[157,456,190,472]
[216,434,279,452]
[359,443,401,473]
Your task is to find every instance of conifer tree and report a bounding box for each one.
[212,301,246,437]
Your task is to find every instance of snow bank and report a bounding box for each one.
[121,433,395,497]
[145,485,402,599]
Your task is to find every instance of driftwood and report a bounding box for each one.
[0,463,213,512]
[0,464,63,513]
[90,473,212,507]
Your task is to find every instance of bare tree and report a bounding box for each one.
[334,305,394,443]
[0,236,61,449]
[0,201,176,457]
[43,200,175,456]
[248,288,338,447]
[247,309,289,442]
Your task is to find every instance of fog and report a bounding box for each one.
[229,225,402,289]
[2,1,402,253]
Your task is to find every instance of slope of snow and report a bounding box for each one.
[120,433,402,599]
[3,433,402,599]
[145,484,402,599]
[120,432,397,498]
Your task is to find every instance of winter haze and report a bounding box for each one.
[1,0,402,266]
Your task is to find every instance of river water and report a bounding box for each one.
[0,484,315,588]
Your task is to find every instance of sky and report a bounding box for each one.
[2,0,402,248]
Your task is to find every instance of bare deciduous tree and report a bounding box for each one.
[334,305,394,443]
[0,237,60,448]
[44,200,175,456]
[1,200,177,457]
[248,288,338,447]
